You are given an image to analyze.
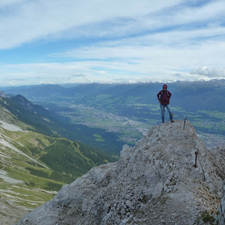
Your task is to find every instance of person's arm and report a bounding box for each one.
[157,92,161,103]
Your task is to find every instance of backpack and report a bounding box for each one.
[160,90,170,97]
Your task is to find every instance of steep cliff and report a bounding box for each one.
[211,147,225,225]
[16,121,224,225]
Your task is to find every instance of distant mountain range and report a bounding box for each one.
[3,79,225,111]
[2,79,225,139]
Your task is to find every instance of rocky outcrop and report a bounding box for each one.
[0,91,7,98]
[16,121,225,225]
[211,147,225,225]
[217,181,225,225]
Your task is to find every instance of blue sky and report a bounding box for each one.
[0,0,225,86]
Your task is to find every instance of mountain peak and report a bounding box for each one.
[16,120,224,225]
[10,94,32,107]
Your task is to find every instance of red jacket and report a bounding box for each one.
[157,90,172,105]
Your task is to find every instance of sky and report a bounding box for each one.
[0,0,225,86]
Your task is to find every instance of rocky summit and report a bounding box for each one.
[16,120,225,225]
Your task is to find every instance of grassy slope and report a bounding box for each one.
[0,127,116,207]
[2,94,126,154]
[0,127,61,210]
[0,98,117,224]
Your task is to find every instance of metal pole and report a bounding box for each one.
[194,152,198,167]
[183,118,187,130]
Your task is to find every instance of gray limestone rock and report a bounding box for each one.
[213,148,225,225]
[16,121,225,225]
[217,181,225,225]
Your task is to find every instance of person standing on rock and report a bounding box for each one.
[157,84,174,123]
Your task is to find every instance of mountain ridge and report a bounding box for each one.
[0,94,116,224]
[0,94,125,154]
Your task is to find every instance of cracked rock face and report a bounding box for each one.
[212,147,225,225]
[217,181,225,225]
[16,121,225,225]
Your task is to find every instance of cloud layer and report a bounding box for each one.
[0,0,225,86]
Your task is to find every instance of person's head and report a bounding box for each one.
[163,84,167,90]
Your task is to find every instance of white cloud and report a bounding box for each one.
[72,74,86,77]
[1,35,225,86]
[39,81,54,84]
[49,0,225,42]
[58,37,225,70]
[0,0,224,49]
[8,81,14,86]
[169,0,225,25]
[190,66,225,78]
[0,0,225,86]
[0,0,183,49]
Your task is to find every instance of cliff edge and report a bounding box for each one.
[16,120,225,225]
